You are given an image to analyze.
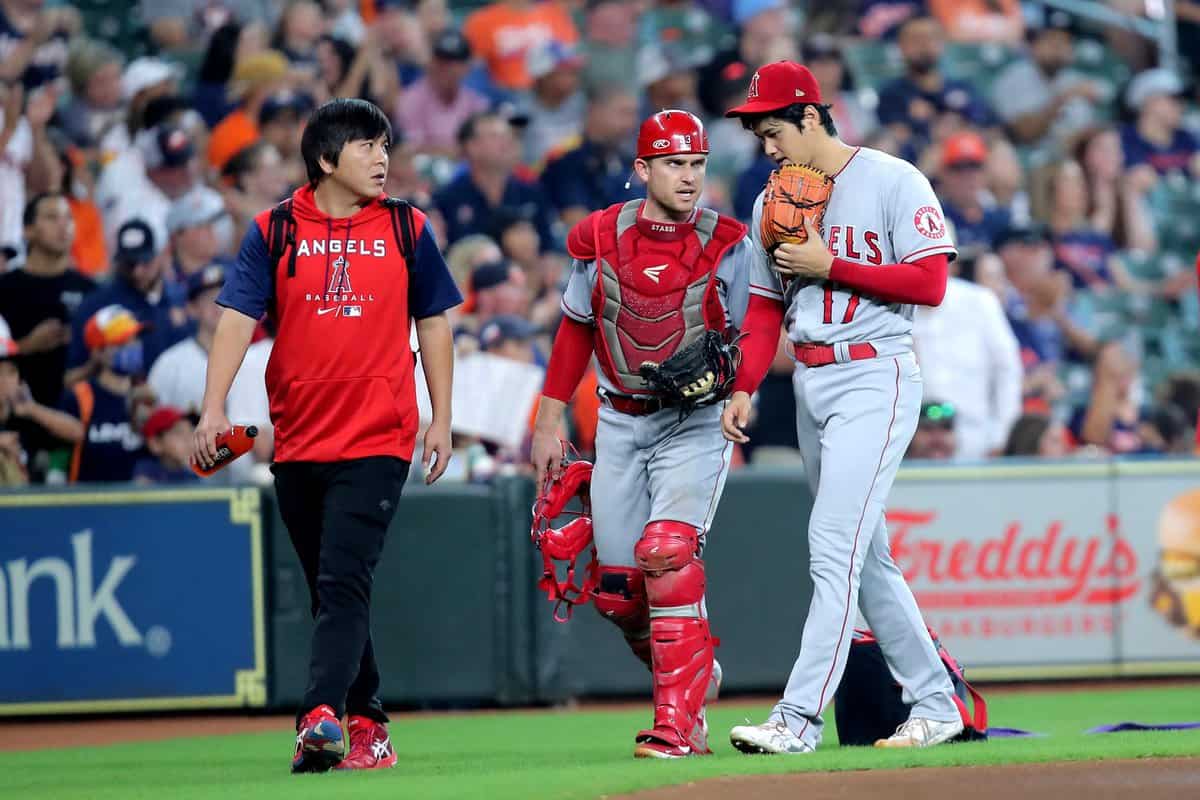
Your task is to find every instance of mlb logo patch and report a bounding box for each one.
[342,306,363,318]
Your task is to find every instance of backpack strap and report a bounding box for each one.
[928,627,988,733]
[383,197,416,266]
[266,199,298,277]
[68,381,95,484]
[943,649,988,733]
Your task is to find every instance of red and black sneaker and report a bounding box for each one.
[336,715,397,770]
[291,705,344,773]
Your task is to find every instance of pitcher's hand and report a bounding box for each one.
[721,391,753,444]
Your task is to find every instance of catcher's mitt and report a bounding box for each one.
[760,164,834,252]
[639,330,740,415]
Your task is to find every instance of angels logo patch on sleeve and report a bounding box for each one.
[914,206,946,239]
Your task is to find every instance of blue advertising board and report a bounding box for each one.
[0,488,266,714]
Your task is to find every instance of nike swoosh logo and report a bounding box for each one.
[317,307,338,316]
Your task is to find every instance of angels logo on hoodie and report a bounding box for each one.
[328,256,352,294]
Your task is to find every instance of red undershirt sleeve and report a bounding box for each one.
[828,253,949,306]
[542,316,594,403]
[732,294,785,395]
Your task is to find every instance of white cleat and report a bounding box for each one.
[729,721,815,755]
[874,717,965,748]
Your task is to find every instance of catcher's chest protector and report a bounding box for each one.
[588,200,745,394]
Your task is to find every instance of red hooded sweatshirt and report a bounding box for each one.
[218,185,462,463]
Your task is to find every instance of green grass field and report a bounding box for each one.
[5,685,1199,800]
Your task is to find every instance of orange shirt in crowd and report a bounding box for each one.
[68,197,109,278]
[463,1,578,91]
[208,109,259,171]
[928,0,1024,44]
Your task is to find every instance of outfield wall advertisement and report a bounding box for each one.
[0,489,266,714]
[890,463,1200,679]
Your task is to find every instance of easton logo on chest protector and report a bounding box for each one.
[643,264,668,283]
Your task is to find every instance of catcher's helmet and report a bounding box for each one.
[636,109,709,160]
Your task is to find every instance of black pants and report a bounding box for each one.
[273,456,409,724]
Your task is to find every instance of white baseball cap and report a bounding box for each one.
[121,57,180,103]
[526,41,584,81]
[1126,68,1185,111]
[167,186,227,235]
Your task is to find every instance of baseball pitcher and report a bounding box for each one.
[723,61,964,754]
[530,110,784,759]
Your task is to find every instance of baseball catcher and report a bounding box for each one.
[530,110,785,759]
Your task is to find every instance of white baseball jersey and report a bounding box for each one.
[753,147,956,348]
[561,235,781,397]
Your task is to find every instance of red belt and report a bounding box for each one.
[793,342,878,367]
[599,392,677,416]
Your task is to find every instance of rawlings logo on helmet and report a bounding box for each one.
[652,138,670,149]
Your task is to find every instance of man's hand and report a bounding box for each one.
[9,383,35,417]
[721,391,753,444]
[19,318,70,355]
[1062,81,1101,104]
[24,86,57,129]
[531,427,563,488]
[192,407,232,470]
[0,431,22,461]
[772,218,833,281]
[1124,164,1158,195]
[422,419,452,484]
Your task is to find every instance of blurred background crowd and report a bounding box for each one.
[1,0,1200,487]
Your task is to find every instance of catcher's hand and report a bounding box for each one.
[639,330,739,411]
[760,164,834,253]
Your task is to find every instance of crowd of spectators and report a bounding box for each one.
[2,0,1199,486]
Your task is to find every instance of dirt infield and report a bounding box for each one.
[0,714,295,752]
[614,758,1200,800]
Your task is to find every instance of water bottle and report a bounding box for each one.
[192,425,259,477]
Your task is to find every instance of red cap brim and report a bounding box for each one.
[724,99,792,118]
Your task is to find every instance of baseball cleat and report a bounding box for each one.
[336,716,398,770]
[729,721,815,755]
[291,705,344,773]
[874,717,964,748]
[633,739,700,759]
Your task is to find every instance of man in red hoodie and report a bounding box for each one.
[192,99,462,773]
[530,110,785,759]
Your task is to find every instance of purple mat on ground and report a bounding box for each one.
[987,727,1045,738]
[1086,722,1200,734]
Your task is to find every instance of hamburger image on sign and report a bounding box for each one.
[1151,489,1200,635]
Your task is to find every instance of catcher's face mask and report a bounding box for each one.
[531,460,598,622]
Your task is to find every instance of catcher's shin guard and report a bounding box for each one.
[593,566,651,667]
[633,521,714,756]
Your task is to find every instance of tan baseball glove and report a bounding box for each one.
[759,164,834,252]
